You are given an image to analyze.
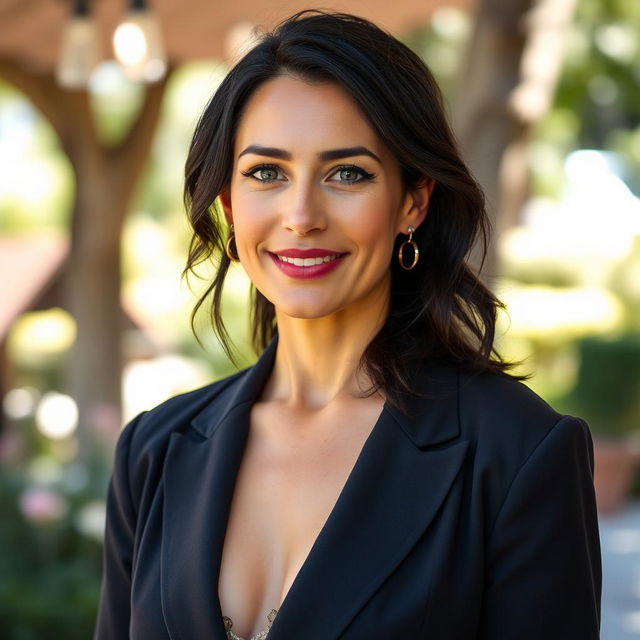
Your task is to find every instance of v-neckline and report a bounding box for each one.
[213,392,389,638]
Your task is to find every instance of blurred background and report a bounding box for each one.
[0,0,639,637]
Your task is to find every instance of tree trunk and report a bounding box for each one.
[66,151,126,457]
[454,0,577,283]
[0,60,170,458]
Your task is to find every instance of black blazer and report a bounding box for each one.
[94,337,602,639]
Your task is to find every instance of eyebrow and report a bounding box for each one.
[237,145,382,164]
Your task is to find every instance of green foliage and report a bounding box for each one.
[0,82,73,232]
[0,461,105,639]
[534,0,640,195]
[607,237,640,329]
[402,7,471,105]
[0,348,109,640]
[563,334,640,436]
[89,63,145,146]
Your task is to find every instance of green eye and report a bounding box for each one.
[339,168,358,181]
[240,164,282,182]
[330,165,375,184]
[259,167,278,181]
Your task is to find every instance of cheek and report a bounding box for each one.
[348,199,399,253]
[230,191,271,248]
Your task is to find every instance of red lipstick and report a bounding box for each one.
[269,248,347,279]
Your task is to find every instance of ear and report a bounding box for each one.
[398,178,435,234]
[218,187,233,225]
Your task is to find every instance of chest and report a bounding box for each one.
[217,399,384,639]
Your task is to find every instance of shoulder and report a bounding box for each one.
[117,366,248,464]
[458,367,560,427]
[416,360,564,440]
[455,365,592,480]
[451,367,594,537]
[108,366,250,513]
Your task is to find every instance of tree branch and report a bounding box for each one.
[110,68,174,199]
[0,57,98,157]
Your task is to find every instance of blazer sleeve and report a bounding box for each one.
[478,415,602,639]
[94,412,146,640]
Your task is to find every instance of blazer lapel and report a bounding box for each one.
[161,340,278,640]
[267,373,469,640]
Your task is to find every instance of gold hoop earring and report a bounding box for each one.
[398,225,419,270]
[225,224,240,262]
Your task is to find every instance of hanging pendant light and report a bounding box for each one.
[56,0,98,89]
[113,0,167,83]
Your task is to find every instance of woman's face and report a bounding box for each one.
[221,74,430,320]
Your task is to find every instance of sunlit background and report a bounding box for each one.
[1,0,639,637]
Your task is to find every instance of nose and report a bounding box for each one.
[282,179,326,236]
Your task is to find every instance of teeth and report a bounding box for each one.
[277,254,340,266]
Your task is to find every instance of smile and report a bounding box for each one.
[268,250,347,279]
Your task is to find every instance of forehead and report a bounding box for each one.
[234,75,386,155]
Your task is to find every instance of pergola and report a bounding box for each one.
[0,0,470,72]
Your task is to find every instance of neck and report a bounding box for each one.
[263,279,390,410]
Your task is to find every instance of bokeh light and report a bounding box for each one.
[35,392,78,440]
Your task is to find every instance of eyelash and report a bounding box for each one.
[240,163,376,184]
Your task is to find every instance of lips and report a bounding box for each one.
[268,248,347,279]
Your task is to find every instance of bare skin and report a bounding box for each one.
[217,75,433,638]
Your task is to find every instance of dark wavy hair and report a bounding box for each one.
[183,10,516,410]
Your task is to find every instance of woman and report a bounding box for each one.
[95,11,601,640]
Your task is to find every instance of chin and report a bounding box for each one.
[277,304,339,320]
[266,292,345,321]
[258,284,357,320]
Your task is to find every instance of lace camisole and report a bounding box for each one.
[223,608,278,640]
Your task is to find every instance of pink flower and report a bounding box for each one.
[19,487,68,524]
